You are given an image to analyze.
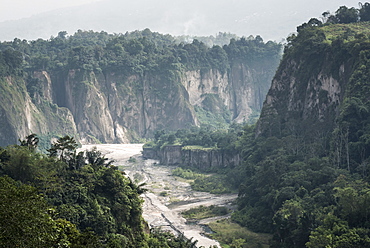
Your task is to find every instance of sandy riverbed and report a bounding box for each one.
[80,144,237,248]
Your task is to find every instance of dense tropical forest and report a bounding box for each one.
[2,2,370,248]
[147,3,370,247]
[232,4,370,248]
[0,29,278,80]
[0,134,205,247]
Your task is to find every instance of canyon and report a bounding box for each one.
[80,143,237,248]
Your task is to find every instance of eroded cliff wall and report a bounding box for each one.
[143,146,240,169]
[0,62,277,146]
[0,75,77,147]
[37,62,275,144]
[255,28,359,147]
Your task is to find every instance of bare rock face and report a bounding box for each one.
[44,62,271,144]
[182,63,270,124]
[0,75,78,147]
[53,69,200,144]
[256,56,346,140]
[0,60,275,146]
[143,145,240,169]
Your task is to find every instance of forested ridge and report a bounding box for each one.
[0,29,279,81]
[0,134,203,247]
[144,3,370,247]
[234,4,370,248]
[0,28,281,146]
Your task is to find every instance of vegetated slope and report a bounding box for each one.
[0,30,282,146]
[231,16,370,248]
[0,136,196,247]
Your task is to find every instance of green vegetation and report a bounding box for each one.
[159,191,169,197]
[181,205,229,220]
[3,3,370,248]
[191,174,236,194]
[147,124,243,154]
[171,167,206,180]
[194,93,233,129]
[0,28,281,87]
[128,156,137,163]
[0,29,281,146]
[147,125,244,195]
[0,49,23,77]
[0,134,197,247]
[171,167,236,194]
[207,219,271,248]
[227,4,370,248]
[0,176,98,248]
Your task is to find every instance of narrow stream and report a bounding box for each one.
[80,144,237,248]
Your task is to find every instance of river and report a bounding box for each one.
[80,144,237,248]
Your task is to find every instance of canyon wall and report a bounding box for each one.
[142,146,240,170]
[0,62,277,146]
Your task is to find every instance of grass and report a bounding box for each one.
[206,219,272,248]
[320,22,370,42]
[159,191,169,197]
[181,205,229,220]
[171,167,236,194]
[128,157,137,163]
[171,167,206,180]
[191,174,236,194]
[182,145,218,151]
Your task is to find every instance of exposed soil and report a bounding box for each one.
[81,144,237,248]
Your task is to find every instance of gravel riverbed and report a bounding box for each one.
[80,144,237,248]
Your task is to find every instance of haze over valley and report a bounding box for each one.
[0,0,360,41]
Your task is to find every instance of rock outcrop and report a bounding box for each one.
[142,145,240,170]
[0,75,78,147]
[1,62,277,146]
[40,62,274,144]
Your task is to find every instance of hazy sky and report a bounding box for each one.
[0,0,100,22]
[0,0,361,41]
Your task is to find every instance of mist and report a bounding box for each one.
[0,0,360,41]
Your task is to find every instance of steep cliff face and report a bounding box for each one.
[50,69,199,144]
[256,24,366,147]
[143,146,240,170]
[32,62,273,144]
[0,75,77,147]
[183,63,275,124]
[257,58,345,139]
[0,31,282,146]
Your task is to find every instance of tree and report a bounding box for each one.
[0,176,59,247]
[335,6,359,24]
[167,134,176,144]
[321,11,331,23]
[307,18,322,27]
[1,49,23,75]
[19,133,39,152]
[306,214,370,248]
[57,31,68,39]
[0,176,102,248]
[85,146,113,169]
[47,135,78,164]
[359,2,370,21]
[2,146,45,183]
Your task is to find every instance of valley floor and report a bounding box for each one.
[80,144,237,248]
